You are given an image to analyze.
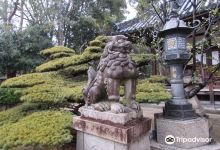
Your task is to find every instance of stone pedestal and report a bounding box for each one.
[73,108,151,150]
[79,107,143,125]
[156,115,210,149]
[150,139,220,150]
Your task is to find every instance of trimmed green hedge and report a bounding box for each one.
[89,40,103,47]
[0,35,170,150]
[36,37,106,73]
[131,54,156,66]
[147,75,168,84]
[0,103,46,126]
[50,52,74,60]
[40,46,75,56]
[120,79,171,103]
[0,88,21,106]
[136,79,171,103]
[0,111,72,150]
[1,72,86,104]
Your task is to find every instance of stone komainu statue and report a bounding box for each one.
[83,35,139,113]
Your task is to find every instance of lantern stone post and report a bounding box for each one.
[159,0,196,120]
[151,1,217,149]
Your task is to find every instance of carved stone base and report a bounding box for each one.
[156,116,210,149]
[73,116,151,150]
[163,101,198,120]
[150,139,220,150]
[79,106,143,125]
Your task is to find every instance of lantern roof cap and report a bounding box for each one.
[159,17,194,37]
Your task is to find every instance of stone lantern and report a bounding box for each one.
[158,0,197,120]
[153,1,218,149]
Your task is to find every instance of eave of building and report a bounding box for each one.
[113,0,220,35]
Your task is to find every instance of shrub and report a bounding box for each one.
[1,73,47,88]
[136,79,171,103]
[36,37,107,73]
[0,111,73,149]
[20,84,85,103]
[84,46,102,53]
[64,85,85,102]
[1,72,86,104]
[60,64,89,76]
[147,75,168,84]
[137,82,165,93]
[136,91,171,103]
[95,35,108,42]
[0,88,21,106]
[1,72,72,88]
[40,46,75,57]
[0,103,47,126]
[131,54,155,67]
[89,40,102,47]
[49,52,74,60]
[118,80,170,103]
[36,53,100,73]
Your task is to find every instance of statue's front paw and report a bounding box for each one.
[92,102,111,112]
[130,100,141,110]
[111,103,125,114]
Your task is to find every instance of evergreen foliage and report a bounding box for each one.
[0,25,52,77]
[147,75,168,84]
[0,111,72,150]
[0,36,169,149]
[0,88,21,106]
[0,103,47,126]
[1,72,86,104]
[136,78,171,103]
[1,36,167,105]
[131,54,155,67]
[40,46,76,60]
[35,36,105,74]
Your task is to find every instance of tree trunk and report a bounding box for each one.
[192,0,197,73]
[19,0,24,31]
[6,69,16,78]
[7,0,19,25]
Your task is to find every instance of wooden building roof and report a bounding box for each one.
[113,0,220,34]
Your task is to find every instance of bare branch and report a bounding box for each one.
[151,0,165,25]
[8,0,19,23]
[185,63,220,99]
[23,2,35,22]
[14,14,31,21]
[19,0,24,31]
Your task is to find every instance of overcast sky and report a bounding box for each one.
[125,0,137,21]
